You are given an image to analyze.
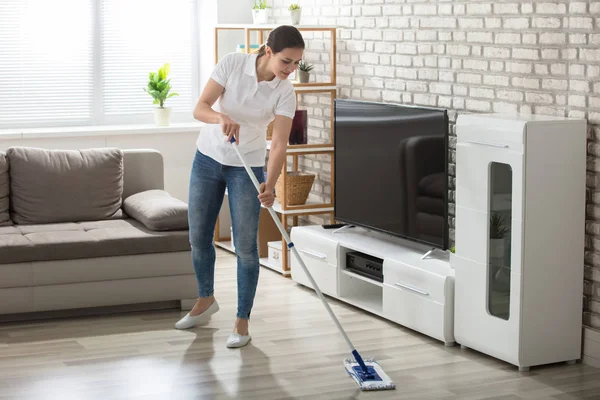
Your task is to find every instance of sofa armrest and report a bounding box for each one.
[122,149,164,199]
[123,189,188,231]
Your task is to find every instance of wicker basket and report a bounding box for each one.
[275,172,315,206]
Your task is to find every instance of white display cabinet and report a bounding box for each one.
[452,113,587,371]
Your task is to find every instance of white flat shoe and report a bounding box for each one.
[174,300,219,330]
[226,333,252,348]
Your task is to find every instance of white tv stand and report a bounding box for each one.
[290,225,455,346]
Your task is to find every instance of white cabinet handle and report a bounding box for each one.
[395,282,429,296]
[300,249,327,260]
[466,140,509,149]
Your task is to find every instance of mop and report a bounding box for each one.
[229,138,395,391]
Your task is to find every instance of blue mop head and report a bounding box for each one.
[343,352,395,391]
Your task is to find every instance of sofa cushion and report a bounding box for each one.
[0,152,11,226]
[6,146,124,225]
[123,189,188,231]
[0,219,190,265]
[419,172,445,199]
[416,196,445,216]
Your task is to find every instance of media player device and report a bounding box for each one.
[345,251,384,282]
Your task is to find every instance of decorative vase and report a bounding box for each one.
[490,238,505,260]
[153,106,172,126]
[252,9,269,24]
[290,9,301,25]
[289,109,308,145]
[298,70,309,83]
[494,265,511,292]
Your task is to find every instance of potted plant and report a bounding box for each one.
[252,0,270,24]
[489,212,511,289]
[144,63,178,126]
[297,60,313,83]
[288,3,301,25]
[489,212,509,260]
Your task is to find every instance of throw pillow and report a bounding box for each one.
[7,146,124,224]
[123,189,188,231]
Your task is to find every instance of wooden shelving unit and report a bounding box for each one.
[213,23,337,277]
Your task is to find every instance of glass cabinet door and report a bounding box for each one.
[488,162,512,320]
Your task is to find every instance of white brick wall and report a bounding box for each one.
[269,0,600,331]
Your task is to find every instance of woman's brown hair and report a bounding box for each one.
[255,25,305,56]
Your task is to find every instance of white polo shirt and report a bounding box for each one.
[196,52,296,167]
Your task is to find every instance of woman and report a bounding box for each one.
[175,25,305,349]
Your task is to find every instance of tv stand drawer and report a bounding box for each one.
[383,259,448,305]
[383,282,453,343]
[291,257,337,297]
[291,227,338,265]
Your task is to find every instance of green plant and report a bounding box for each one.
[144,63,178,108]
[288,3,301,11]
[490,212,509,239]
[253,0,269,9]
[298,60,314,72]
[450,246,455,253]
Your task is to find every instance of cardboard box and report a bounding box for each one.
[267,240,290,269]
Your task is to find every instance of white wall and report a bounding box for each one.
[198,0,255,91]
[198,0,218,91]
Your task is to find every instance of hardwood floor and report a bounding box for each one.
[1,248,599,399]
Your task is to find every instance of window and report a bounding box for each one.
[0,0,198,129]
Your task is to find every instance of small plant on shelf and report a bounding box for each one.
[253,0,269,9]
[489,212,509,261]
[252,0,270,24]
[490,212,509,239]
[297,60,313,83]
[288,3,302,24]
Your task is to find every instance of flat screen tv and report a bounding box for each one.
[334,99,449,250]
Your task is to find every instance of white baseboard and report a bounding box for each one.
[583,326,600,369]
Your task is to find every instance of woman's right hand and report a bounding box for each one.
[218,114,240,144]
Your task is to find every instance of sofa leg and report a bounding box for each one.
[180,299,196,311]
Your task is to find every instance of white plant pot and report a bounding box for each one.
[298,70,310,83]
[493,265,511,292]
[290,9,301,25]
[252,9,269,24]
[153,106,172,126]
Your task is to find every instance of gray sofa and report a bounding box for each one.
[0,146,197,320]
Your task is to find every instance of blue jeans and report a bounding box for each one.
[188,150,264,320]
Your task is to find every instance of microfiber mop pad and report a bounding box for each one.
[344,356,396,391]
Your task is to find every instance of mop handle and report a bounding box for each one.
[229,138,358,354]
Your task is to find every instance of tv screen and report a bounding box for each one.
[334,99,449,249]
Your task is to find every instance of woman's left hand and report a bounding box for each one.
[258,183,275,208]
